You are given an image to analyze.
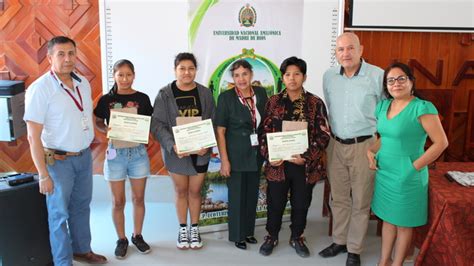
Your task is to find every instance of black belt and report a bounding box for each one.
[44,148,83,156]
[332,134,372,145]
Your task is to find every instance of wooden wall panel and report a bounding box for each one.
[355,31,474,111]
[0,0,166,174]
[354,31,474,159]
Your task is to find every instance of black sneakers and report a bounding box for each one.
[115,238,129,259]
[189,226,203,249]
[131,234,151,254]
[289,236,310,258]
[259,235,278,256]
[177,226,190,249]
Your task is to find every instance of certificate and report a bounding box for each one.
[172,119,217,154]
[267,129,308,162]
[107,111,151,144]
[109,107,140,148]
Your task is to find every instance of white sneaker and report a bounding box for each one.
[177,226,190,249]
[189,225,203,249]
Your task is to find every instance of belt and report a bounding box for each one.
[44,148,82,156]
[332,134,373,145]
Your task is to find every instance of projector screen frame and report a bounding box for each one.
[347,0,474,33]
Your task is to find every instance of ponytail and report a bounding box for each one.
[109,82,118,96]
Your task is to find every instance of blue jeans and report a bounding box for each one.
[46,148,93,266]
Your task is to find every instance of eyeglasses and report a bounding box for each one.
[386,75,409,86]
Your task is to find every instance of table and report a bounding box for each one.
[413,162,474,266]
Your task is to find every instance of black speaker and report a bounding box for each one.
[0,180,53,266]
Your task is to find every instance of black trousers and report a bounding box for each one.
[265,163,315,239]
[227,171,260,242]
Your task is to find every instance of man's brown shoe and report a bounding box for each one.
[73,251,107,264]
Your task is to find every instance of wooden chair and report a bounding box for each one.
[322,179,382,236]
[416,89,455,160]
[464,90,474,161]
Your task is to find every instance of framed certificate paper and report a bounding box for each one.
[266,129,308,162]
[172,119,217,154]
[107,111,151,144]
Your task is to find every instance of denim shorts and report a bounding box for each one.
[104,144,150,181]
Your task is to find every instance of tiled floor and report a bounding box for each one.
[79,175,415,266]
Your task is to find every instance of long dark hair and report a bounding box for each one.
[109,59,135,96]
[383,62,419,99]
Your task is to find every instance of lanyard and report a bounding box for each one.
[50,71,84,112]
[235,87,256,131]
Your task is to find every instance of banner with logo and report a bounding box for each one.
[188,0,304,229]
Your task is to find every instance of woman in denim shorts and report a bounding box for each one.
[94,59,153,259]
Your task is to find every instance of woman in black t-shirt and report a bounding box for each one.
[151,53,215,250]
[94,59,153,259]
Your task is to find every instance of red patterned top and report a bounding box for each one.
[260,90,331,184]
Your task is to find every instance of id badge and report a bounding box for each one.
[250,133,259,147]
[81,116,89,131]
[106,148,117,160]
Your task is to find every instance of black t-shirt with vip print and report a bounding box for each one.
[94,91,153,124]
[171,81,202,117]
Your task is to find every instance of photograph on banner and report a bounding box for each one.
[188,0,304,228]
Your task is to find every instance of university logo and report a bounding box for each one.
[239,4,257,27]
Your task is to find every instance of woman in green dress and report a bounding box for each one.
[215,59,268,250]
[367,62,448,266]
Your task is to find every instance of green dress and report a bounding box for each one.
[371,97,438,227]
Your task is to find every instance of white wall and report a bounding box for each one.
[99,0,342,101]
[99,0,189,100]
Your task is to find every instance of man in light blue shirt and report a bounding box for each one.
[319,32,384,266]
[24,36,107,266]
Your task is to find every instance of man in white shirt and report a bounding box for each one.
[24,36,107,266]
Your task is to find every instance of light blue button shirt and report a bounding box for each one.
[323,61,384,139]
[24,71,94,152]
